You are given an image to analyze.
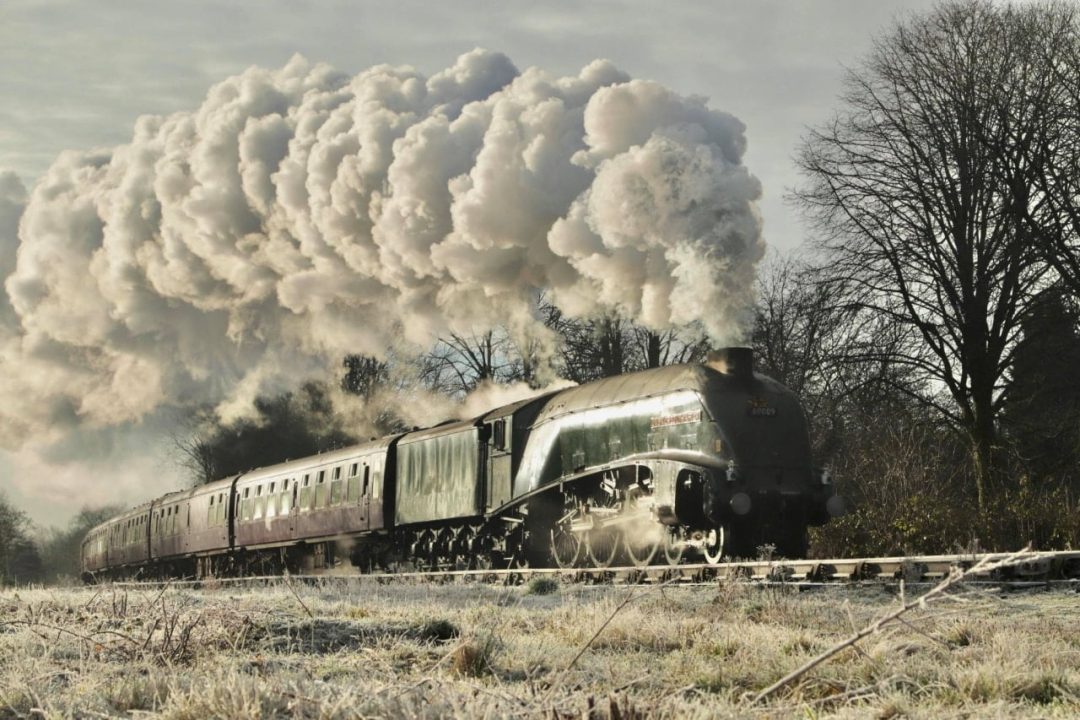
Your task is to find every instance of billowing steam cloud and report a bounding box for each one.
[0,50,764,449]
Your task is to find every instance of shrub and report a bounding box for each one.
[525,577,559,596]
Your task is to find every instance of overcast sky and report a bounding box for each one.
[0,0,937,525]
[1,0,939,250]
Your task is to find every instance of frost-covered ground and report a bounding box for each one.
[0,579,1077,718]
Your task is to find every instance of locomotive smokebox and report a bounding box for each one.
[706,347,754,383]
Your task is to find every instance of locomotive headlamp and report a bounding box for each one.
[819,468,832,485]
[730,492,752,516]
[726,464,739,483]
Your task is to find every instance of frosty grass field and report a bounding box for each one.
[0,578,1077,718]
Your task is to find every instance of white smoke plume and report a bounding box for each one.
[0,49,765,451]
[0,172,25,333]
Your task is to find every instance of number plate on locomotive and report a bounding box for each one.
[747,398,776,417]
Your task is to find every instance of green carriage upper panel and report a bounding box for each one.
[395,419,482,525]
[513,356,812,496]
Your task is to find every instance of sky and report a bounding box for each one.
[0,0,937,526]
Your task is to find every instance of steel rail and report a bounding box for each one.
[109,549,1080,589]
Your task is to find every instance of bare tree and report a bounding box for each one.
[992,2,1080,297]
[794,0,1058,508]
[174,419,220,486]
[752,254,840,399]
[631,326,710,370]
[38,505,125,583]
[541,294,710,383]
[341,354,392,399]
[418,329,522,396]
[174,383,357,485]
[539,303,629,383]
[0,493,41,585]
[752,253,928,462]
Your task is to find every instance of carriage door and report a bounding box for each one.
[487,418,512,511]
[360,463,372,530]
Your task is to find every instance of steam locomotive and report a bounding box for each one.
[81,348,839,581]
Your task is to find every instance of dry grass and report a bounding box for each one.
[0,579,1077,718]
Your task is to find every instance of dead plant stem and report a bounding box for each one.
[753,546,1036,704]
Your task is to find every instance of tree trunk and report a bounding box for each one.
[968,388,997,513]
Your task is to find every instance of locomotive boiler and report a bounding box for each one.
[81,348,837,581]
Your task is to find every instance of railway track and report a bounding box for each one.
[112,549,1080,589]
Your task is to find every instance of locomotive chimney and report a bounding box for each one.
[707,347,754,383]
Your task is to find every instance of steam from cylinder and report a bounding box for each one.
[0,49,765,450]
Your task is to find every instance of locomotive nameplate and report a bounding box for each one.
[650,409,702,430]
[747,398,776,417]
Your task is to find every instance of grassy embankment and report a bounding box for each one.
[0,578,1078,718]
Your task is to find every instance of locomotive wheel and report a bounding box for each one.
[414,529,438,570]
[586,527,621,568]
[453,526,475,570]
[551,526,582,569]
[437,527,458,569]
[703,525,726,565]
[624,527,661,567]
[662,528,685,566]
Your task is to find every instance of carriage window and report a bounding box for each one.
[349,463,358,477]
[363,466,371,496]
[303,475,310,487]
[269,481,275,493]
[494,419,506,450]
[317,470,325,484]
